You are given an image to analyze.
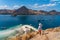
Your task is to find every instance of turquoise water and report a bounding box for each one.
[0,24,23,40]
[0,15,60,30]
[0,15,60,40]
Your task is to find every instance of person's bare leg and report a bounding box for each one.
[39,30,41,35]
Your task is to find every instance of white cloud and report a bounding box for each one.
[32,3,39,8]
[50,0,60,2]
[12,5,23,9]
[32,3,56,8]
[13,5,20,9]
[39,3,56,7]
[0,5,9,9]
[50,0,60,4]
[0,5,12,9]
[0,5,23,9]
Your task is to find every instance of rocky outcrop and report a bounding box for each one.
[5,26,60,40]
[6,25,38,40]
[30,27,60,40]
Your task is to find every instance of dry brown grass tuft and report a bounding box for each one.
[21,32,38,40]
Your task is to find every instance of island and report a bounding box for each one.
[0,6,60,16]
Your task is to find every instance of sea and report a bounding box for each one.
[0,15,60,40]
[0,15,60,30]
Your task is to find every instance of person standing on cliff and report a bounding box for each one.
[38,23,42,35]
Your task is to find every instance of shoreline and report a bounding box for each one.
[0,25,37,38]
[0,25,60,40]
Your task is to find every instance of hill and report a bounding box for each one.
[0,6,60,15]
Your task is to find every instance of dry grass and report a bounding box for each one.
[7,32,38,40]
[7,27,60,40]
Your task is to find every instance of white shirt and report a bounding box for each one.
[38,23,42,30]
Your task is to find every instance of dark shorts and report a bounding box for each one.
[38,30,41,33]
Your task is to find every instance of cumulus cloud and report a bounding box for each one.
[32,3,39,8]
[50,0,60,3]
[32,3,56,8]
[39,3,56,7]
[13,5,20,9]
[0,5,9,9]
[0,5,23,9]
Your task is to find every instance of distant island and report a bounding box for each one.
[0,6,60,16]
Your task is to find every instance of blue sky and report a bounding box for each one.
[0,0,60,11]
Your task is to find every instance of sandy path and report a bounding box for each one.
[47,32,60,40]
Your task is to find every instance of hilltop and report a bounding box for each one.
[8,26,60,40]
[1,25,60,40]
